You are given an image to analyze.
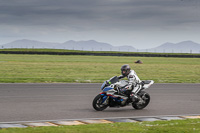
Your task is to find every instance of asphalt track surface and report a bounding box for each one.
[0,83,199,122]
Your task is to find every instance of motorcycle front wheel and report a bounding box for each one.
[93,94,108,111]
[132,91,150,110]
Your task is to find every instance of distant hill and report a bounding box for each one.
[147,41,200,53]
[59,40,114,51]
[0,39,59,49]
[0,39,200,53]
[0,39,136,52]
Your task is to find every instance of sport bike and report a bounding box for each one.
[93,76,154,111]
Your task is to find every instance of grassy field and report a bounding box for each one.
[0,54,199,83]
[0,119,200,133]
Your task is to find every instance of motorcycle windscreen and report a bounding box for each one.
[109,76,119,84]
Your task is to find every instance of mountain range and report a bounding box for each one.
[0,39,200,53]
[148,41,200,53]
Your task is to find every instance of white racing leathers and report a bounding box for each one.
[113,70,141,105]
[127,70,141,94]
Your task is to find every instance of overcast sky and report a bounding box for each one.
[0,0,200,49]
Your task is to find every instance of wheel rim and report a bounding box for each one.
[135,94,150,109]
[96,96,106,109]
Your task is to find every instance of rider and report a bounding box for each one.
[116,64,142,104]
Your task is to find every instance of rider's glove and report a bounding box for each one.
[106,80,111,85]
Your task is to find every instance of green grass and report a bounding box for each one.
[0,54,199,83]
[0,119,200,133]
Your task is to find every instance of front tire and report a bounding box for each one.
[132,91,150,110]
[93,94,108,111]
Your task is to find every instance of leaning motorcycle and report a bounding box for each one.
[92,76,154,111]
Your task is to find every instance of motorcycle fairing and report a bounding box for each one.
[103,87,113,92]
[101,81,106,90]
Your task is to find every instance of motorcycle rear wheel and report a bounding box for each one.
[132,91,150,110]
[93,94,108,111]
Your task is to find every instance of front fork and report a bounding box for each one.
[100,93,109,105]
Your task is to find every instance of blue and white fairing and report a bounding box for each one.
[100,86,121,104]
[100,85,114,104]
[102,87,113,92]
[101,81,106,90]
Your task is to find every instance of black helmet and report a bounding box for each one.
[121,64,131,76]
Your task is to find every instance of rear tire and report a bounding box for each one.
[132,91,150,110]
[93,94,108,111]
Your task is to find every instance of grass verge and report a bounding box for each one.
[0,119,200,133]
[0,54,199,83]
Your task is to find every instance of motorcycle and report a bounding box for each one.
[92,76,154,111]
